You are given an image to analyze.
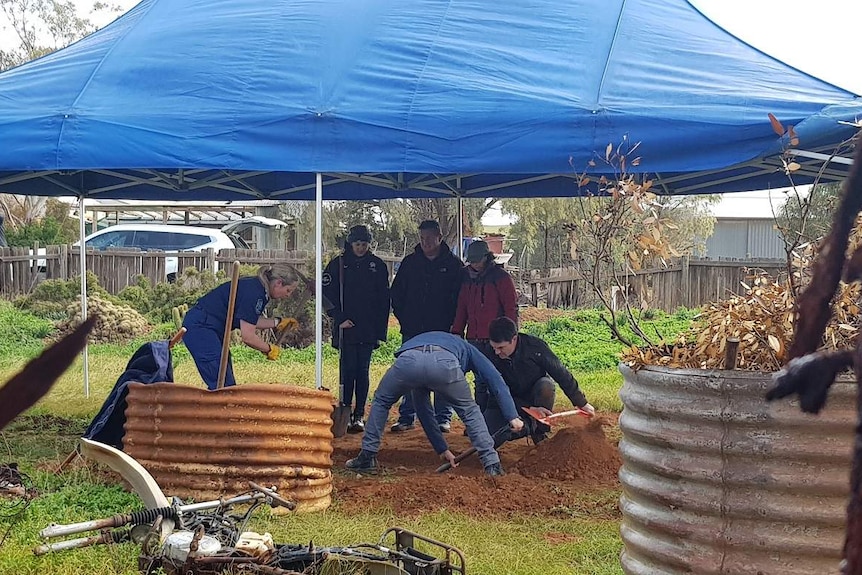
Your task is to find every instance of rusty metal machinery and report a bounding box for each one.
[35,483,466,575]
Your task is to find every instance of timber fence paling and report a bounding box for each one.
[0,245,412,297]
[529,257,787,311]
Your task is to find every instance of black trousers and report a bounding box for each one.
[482,376,555,447]
[340,342,375,418]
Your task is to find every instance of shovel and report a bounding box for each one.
[331,325,351,438]
[521,406,593,427]
[330,256,351,438]
[436,425,510,473]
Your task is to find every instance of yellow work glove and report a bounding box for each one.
[276,317,299,332]
[265,344,281,361]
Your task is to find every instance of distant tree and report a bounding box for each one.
[0,0,120,71]
[776,182,842,247]
[5,198,77,246]
[279,198,498,256]
[501,194,716,271]
[0,0,121,231]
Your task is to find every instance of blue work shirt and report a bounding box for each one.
[194,276,268,331]
[396,332,519,423]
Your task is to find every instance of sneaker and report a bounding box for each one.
[345,450,378,473]
[347,417,365,434]
[484,462,505,477]
[390,422,415,433]
[438,422,451,433]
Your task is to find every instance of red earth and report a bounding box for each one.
[332,413,621,519]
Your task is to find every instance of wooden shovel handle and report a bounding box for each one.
[168,327,186,349]
[216,262,241,390]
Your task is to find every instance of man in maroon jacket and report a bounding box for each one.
[451,240,518,411]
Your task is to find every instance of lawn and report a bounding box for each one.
[0,303,696,575]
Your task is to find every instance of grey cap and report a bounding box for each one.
[465,240,492,263]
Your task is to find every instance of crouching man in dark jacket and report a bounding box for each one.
[484,316,595,445]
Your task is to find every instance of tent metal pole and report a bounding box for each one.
[456,194,464,259]
[78,196,89,398]
[314,174,323,390]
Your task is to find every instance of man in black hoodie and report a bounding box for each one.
[322,225,391,434]
[389,220,464,433]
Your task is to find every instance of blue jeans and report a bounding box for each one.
[396,392,453,426]
[362,346,500,468]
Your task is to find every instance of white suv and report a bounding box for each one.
[79,216,288,280]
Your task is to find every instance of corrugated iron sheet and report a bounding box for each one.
[619,365,854,574]
[125,383,334,512]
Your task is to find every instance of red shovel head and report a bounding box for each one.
[521,406,592,426]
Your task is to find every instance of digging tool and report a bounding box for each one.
[331,255,351,437]
[216,261,241,390]
[521,406,593,427]
[435,425,510,473]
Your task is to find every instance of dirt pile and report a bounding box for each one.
[516,420,621,484]
[332,416,622,518]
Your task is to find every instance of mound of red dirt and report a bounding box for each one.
[332,415,621,518]
[515,420,621,483]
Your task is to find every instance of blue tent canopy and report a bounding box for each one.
[0,0,858,200]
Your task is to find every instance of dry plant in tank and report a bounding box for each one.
[622,117,862,372]
[565,137,681,347]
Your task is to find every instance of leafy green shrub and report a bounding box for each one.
[6,216,77,247]
[15,271,114,319]
[115,267,223,323]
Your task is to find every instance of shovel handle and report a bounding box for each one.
[168,327,186,349]
[216,262,241,390]
[435,425,510,473]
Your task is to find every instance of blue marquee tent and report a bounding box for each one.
[0,0,859,201]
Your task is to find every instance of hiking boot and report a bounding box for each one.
[347,416,365,434]
[484,462,505,477]
[390,422,415,433]
[439,421,451,433]
[345,450,378,473]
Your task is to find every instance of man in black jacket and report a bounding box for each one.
[389,220,464,433]
[484,316,595,445]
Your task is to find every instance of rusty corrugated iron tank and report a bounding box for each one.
[619,365,853,574]
[124,383,333,512]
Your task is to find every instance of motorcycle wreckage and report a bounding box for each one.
[36,439,465,575]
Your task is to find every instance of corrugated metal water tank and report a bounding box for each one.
[619,365,854,574]
[124,383,333,512]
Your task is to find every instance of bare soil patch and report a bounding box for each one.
[332,415,621,519]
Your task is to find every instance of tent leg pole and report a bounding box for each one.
[78,197,89,398]
[457,195,464,259]
[315,174,323,390]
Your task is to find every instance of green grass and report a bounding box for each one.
[0,303,697,574]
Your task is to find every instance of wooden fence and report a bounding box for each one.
[526,257,788,312]
[0,245,401,297]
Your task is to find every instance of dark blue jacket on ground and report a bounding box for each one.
[84,340,174,449]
